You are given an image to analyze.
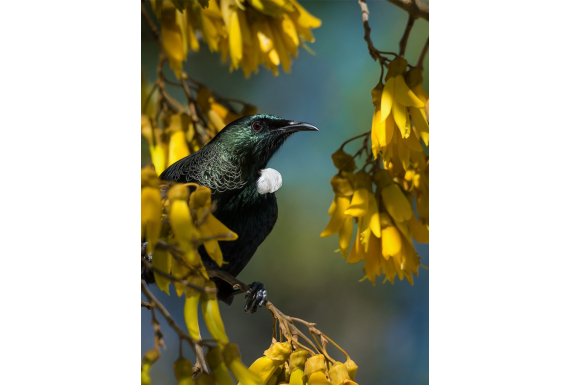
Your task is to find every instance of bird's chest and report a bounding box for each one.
[206,189,278,274]
[216,191,278,242]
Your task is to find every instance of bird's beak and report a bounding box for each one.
[279,121,319,133]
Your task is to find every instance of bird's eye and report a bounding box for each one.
[252,121,263,132]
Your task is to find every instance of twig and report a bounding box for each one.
[142,300,155,309]
[399,14,416,56]
[416,37,429,69]
[141,281,211,373]
[385,0,429,21]
[340,132,370,151]
[141,4,160,41]
[357,0,384,63]
[151,306,167,351]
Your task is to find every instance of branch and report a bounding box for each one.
[141,4,160,41]
[399,14,416,56]
[416,37,429,69]
[141,280,211,373]
[385,0,429,21]
[208,271,352,362]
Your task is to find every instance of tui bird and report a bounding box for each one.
[156,114,318,313]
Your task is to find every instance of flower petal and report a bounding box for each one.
[381,183,412,222]
[379,77,395,123]
[410,107,429,146]
[392,101,410,139]
[321,196,350,237]
[152,249,171,295]
[345,188,369,217]
[381,225,402,258]
[395,75,424,107]
[367,192,381,238]
[409,214,429,243]
[206,215,238,241]
[339,217,353,258]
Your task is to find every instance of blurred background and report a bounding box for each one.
[141,1,429,384]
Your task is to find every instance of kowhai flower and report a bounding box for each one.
[150,0,321,77]
[240,342,291,385]
[141,165,163,254]
[189,185,238,267]
[223,343,262,385]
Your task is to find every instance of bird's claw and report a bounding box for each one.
[244,281,267,314]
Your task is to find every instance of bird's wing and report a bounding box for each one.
[160,145,246,193]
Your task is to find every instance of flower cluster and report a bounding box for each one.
[370,58,429,171]
[321,55,429,286]
[149,0,321,78]
[239,342,359,385]
[142,166,269,384]
[141,84,257,176]
[321,136,428,285]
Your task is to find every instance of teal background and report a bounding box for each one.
[142,1,429,384]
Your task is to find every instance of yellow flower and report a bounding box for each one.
[305,355,330,385]
[408,213,429,243]
[308,372,332,385]
[289,350,309,385]
[201,281,229,343]
[142,115,166,175]
[304,354,326,377]
[379,58,424,139]
[223,343,263,385]
[157,0,187,78]
[141,166,162,254]
[141,349,160,385]
[183,275,205,340]
[206,347,235,385]
[344,360,358,381]
[329,362,358,385]
[189,185,238,267]
[363,233,381,285]
[167,184,202,265]
[239,342,291,385]
[173,357,196,385]
[345,171,381,253]
[373,169,412,223]
[152,248,172,294]
[167,114,191,167]
[321,174,354,258]
[405,68,429,146]
[151,0,320,76]
[195,373,217,385]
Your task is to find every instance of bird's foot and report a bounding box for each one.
[243,281,267,314]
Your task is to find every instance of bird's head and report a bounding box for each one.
[213,114,319,179]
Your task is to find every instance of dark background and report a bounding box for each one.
[141,1,429,384]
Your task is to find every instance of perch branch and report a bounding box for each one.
[385,0,429,21]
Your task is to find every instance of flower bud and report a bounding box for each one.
[385,57,408,80]
[195,373,216,385]
[344,359,359,381]
[331,149,356,172]
[141,165,159,188]
[173,357,195,385]
[304,354,325,377]
[206,347,234,385]
[330,175,354,197]
[329,362,358,385]
[168,184,190,201]
[223,343,262,385]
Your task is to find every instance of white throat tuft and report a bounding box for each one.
[256,168,282,194]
